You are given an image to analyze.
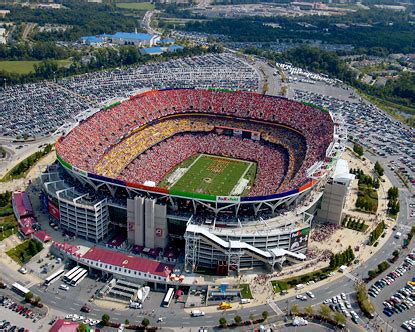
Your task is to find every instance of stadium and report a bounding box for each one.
[42,88,345,274]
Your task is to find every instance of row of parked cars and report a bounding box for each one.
[0,320,28,332]
[64,314,99,326]
[322,293,361,323]
[1,296,40,322]
[382,282,415,317]
[402,318,415,331]
[369,252,415,299]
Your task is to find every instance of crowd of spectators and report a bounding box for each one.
[310,224,339,242]
[57,89,333,196]
[0,54,259,137]
[120,132,288,196]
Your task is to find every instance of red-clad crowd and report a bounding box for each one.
[57,89,334,194]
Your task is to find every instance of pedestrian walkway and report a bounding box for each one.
[344,272,359,282]
[267,299,283,315]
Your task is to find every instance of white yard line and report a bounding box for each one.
[230,161,254,196]
[168,154,204,189]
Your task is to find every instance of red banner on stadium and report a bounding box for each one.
[48,200,60,220]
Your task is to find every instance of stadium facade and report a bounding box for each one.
[41,88,346,275]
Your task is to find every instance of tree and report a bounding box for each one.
[142,318,150,328]
[261,310,269,320]
[374,161,384,177]
[234,315,242,325]
[319,304,331,320]
[304,305,314,316]
[353,144,364,157]
[333,311,346,325]
[102,313,110,325]
[33,296,41,304]
[124,319,129,325]
[77,323,87,332]
[290,304,300,315]
[25,292,33,302]
[219,317,227,327]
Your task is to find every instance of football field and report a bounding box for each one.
[169,154,255,196]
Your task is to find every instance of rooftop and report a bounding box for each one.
[106,32,156,41]
[12,191,33,218]
[82,246,174,277]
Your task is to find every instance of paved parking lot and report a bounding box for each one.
[0,301,47,331]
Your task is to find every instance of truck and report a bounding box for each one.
[218,302,232,310]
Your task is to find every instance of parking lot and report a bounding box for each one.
[0,294,48,331]
[368,252,415,330]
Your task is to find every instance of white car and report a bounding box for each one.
[65,314,73,319]
[59,284,69,291]
[323,299,332,304]
[18,267,28,274]
[306,291,315,299]
[341,293,346,300]
[191,310,205,317]
[345,301,351,309]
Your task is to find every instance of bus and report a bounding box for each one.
[44,269,65,286]
[70,269,88,286]
[63,266,82,283]
[12,282,30,296]
[162,287,174,308]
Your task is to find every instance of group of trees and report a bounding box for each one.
[218,311,268,328]
[0,42,71,61]
[374,161,384,177]
[329,246,355,270]
[101,314,150,329]
[24,291,42,306]
[290,303,346,327]
[342,216,367,232]
[355,172,380,190]
[1,2,139,42]
[182,8,415,54]
[351,168,379,213]
[355,282,375,316]
[368,260,390,279]
[369,221,385,245]
[387,186,400,216]
[353,144,364,157]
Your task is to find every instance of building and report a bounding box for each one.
[102,32,160,47]
[140,46,164,56]
[80,36,104,46]
[140,45,184,55]
[317,159,354,225]
[52,242,174,290]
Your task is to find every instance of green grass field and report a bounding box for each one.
[169,154,254,196]
[116,2,155,10]
[0,60,71,74]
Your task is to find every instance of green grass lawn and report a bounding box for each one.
[356,184,378,213]
[169,154,254,196]
[0,60,71,75]
[7,239,43,265]
[116,2,155,10]
[239,284,253,299]
[0,215,18,241]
